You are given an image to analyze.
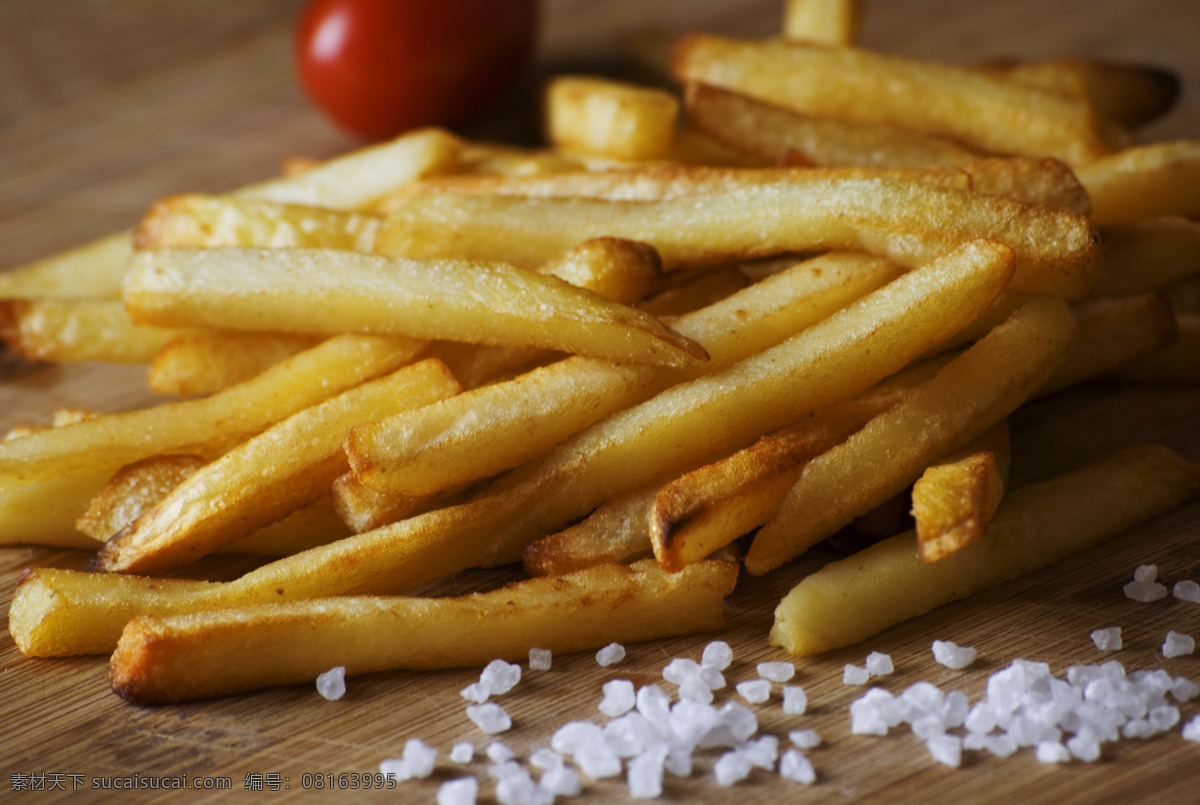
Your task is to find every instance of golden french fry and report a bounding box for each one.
[0,232,132,301]
[345,252,902,497]
[670,35,1125,164]
[523,487,658,577]
[771,444,1200,656]
[1076,140,1200,225]
[912,421,1011,562]
[746,294,1079,575]
[683,82,983,169]
[76,455,205,541]
[108,559,737,704]
[147,331,322,397]
[1109,312,1200,385]
[1094,217,1200,297]
[543,75,680,162]
[377,176,1099,299]
[533,236,664,304]
[124,248,705,369]
[0,471,115,549]
[91,360,460,575]
[0,333,423,492]
[783,0,862,43]
[0,298,182,364]
[330,471,449,534]
[957,157,1091,215]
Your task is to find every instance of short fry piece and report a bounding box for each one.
[109,559,738,703]
[147,331,322,397]
[0,299,181,364]
[783,0,862,44]
[76,455,205,541]
[770,444,1200,656]
[523,487,658,577]
[1094,217,1200,298]
[1076,141,1200,225]
[544,75,680,162]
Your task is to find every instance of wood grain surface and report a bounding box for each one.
[2,1,1199,802]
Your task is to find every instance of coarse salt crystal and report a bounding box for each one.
[1174,580,1200,603]
[627,745,667,799]
[450,742,475,764]
[781,685,808,716]
[713,749,752,786]
[788,728,821,749]
[778,748,816,784]
[865,652,894,676]
[679,674,716,704]
[1067,730,1101,762]
[1035,741,1071,764]
[1172,676,1200,702]
[461,681,491,703]
[575,739,623,779]
[604,712,658,757]
[702,640,734,671]
[597,643,626,667]
[467,702,513,734]
[757,661,795,683]
[1090,627,1122,651]
[437,776,479,805]
[843,664,870,685]
[529,748,563,770]
[316,666,346,701]
[741,735,779,770]
[540,764,582,797]
[551,721,605,755]
[1183,714,1200,743]
[486,742,515,764]
[636,684,672,727]
[737,679,772,705]
[932,640,977,670]
[600,679,637,718]
[926,733,962,768]
[482,659,522,695]
[1133,564,1159,583]
[529,648,553,671]
[1162,630,1196,658]
[381,738,438,781]
[1124,579,1168,602]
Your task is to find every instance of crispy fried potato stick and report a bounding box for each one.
[147,331,323,397]
[345,252,902,497]
[0,299,182,363]
[92,360,460,575]
[771,444,1200,656]
[0,471,115,549]
[123,248,704,369]
[912,421,1011,562]
[330,472,448,534]
[783,0,862,44]
[670,35,1124,164]
[543,75,680,162]
[0,127,461,300]
[377,177,1099,298]
[746,294,1079,575]
[1076,140,1200,225]
[108,559,738,704]
[1094,217,1200,297]
[0,334,423,491]
[76,455,205,541]
[523,487,659,577]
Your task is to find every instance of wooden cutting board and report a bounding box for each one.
[2,1,1199,802]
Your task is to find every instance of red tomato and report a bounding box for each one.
[295,0,538,140]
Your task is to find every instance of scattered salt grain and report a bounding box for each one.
[437,776,478,805]
[843,664,870,685]
[781,685,808,716]
[450,742,475,764]
[702,640,734,671]
[757,661,795,683]
[1174,580,1200,603]
[636,684,672,727]
[486,742,515,764]
[926,733,962,768]
[575,739,623,779]
[1183,714,1200,743]
[627,745,668,799]
[1162,630,1195,658]
[540,764,583,797]
[713,749,752,786]
[492,763,542,805]
[604,712,658,757]
[381,738,438,781]
[789,728,821,749]
[315,666,346,701]
[1090,627,1122,651]
[1067,730,1102,762]
[529,648,553,671]
[1172,676,1200,702]
[932,640,977,670]
[600,679,637,718]
[596,642,626,667]
[741,735,779,770]
[1134,564,1159,583]
[865,652,894,676]
[460,681,491,704]
[737,679,772,705]
[467,702,513,734]
[1124,577,1168,602]
[778,748,816,784]
[482,659,523,695]
[551,721,606,755]
[529,748,563,771]
[1035,741,1071,764]
[679,674,716,704]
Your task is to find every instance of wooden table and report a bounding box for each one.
[2,1,1199,802]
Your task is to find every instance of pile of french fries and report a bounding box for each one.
[3,0,1200,705]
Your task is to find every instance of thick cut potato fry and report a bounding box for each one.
[683,82,981,169]
[1110,312,1200,384]
[671,35,1124,164]
[0,298,182,364]
[543,75,680,162]
[0,333,423,492]
[783,0,862,44]
[770,444,1200,656]
[377,177,1099,298]
[0,471,116,549]
[523,487,659,577]
[133,194,382,251]
[1094,217,1200,297]
[123,248,704,369]
[345,252,902,497]
[331,472,447,534]
[912,421,1011,563]
[108,559,738,704]
[1037,293,1178,396]
[976,56,1180,130]
[91,360,460,575]
[0,127,461,301]
[746,295,1079,575]
[148,331,322,397]
[76,455,205,541]
[1076,141,1200,225]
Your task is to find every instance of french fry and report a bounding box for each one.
[1093,217,1200,298]
[0,298,182,364]
[770,444,1200,656]
[523,487,659,577]
[377,177,1099,299]
[912,421,1011,563]
[782,0,862,44]
[683,82,983,169]
[957,156,1091,215]
[1109,312,1200,385]
[543,75,680,162]
[91,359,460,575]
[746,294,1079,575]
[1075,140,1200,225]
[76,455,205,541]
[670,35,1125,164]
[0,471,116,549]
[108,559,738,704]
[330,472,450,534]
[0,333,424,492]
[0,232,132,301]
[147,331,322,397]
[345,252,902,497]
[123,248,705,369]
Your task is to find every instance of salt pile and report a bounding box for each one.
[1124,564,1169,602]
